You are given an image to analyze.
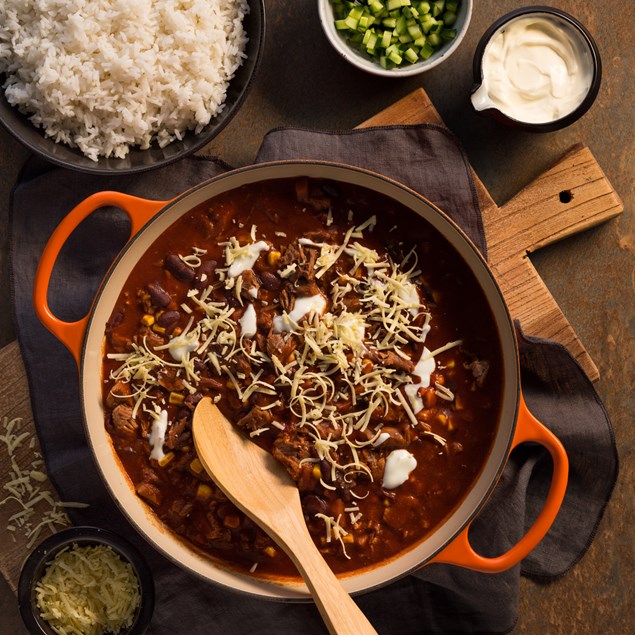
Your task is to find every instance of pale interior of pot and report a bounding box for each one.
[81,162,519,600]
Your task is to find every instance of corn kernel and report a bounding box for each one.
[342,534,355,544]
[140,314,155,327]
[383,498,391,506]
[312,465,322,479]
[437,413,448,425]
[152,324,166,334]
[264,546,277,558]
[169,392,185,405]
[267,250,281,266]
[446,360,455,369]
[190,458,204,474]
[158,451,174,467]
[196,483,212,501]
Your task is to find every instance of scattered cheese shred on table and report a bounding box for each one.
[0,416,88,547]
[35,544,141,635]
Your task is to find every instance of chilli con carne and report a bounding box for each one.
[102,177,502,577]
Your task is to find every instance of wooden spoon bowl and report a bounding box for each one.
[192,397,377,635]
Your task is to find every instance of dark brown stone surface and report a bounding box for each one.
[0,1,632,633]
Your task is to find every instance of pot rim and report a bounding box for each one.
[78,160,520,599]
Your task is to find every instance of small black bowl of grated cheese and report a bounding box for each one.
[19,526,154,635]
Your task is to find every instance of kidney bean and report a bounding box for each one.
[157,310,180,329]
[147,280,171,308]
[164,254,195,282]
[302,494,328,517]
[195,259,218,289]
[260,270,281,291]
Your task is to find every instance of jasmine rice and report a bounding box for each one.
[0,0,249,161]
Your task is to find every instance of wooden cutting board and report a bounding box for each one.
[0,88,623,592]
[360,89,623,381]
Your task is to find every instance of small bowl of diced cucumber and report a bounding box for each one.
[318,0,472,76]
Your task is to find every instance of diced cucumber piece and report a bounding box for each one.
[395,15,408,35]
[432,1,445,17]
[379,28,393,48]
[369,0,385,14]
[344,15,360,29]
[327,0,461,69]
[441,11,456,26]
[419,42,434,58]
[404,47,418,63]
[388,49,403,64]
[441,28,457,41]
[427,32,441,47]
[407,24,423,40]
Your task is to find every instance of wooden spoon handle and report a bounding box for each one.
[280,515,377,635]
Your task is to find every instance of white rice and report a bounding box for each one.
[0,0,249,161]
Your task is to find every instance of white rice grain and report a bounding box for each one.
[0,0,249,161]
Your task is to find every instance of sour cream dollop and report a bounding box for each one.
[227,241,270,278]
[471,15,594,124]
[404,347,435,414]
[148,409,169,461]
[273,294,327,332]
[239,303,257,337]
[382,449,417,489]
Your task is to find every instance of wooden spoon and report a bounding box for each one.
[192,397,377,635]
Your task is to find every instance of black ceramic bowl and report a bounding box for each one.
[470,6,601,132]
[0,1,265,175]
[19,526,155,635]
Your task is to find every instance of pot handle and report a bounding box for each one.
[33,191,170,367]
[430,393,568,572]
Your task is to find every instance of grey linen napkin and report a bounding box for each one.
[10,125,618,634]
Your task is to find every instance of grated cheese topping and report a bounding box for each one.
[35,544,140,635]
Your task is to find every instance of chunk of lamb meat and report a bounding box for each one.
[136,467,163,506]
[157,368,184,392]
[376,425,413,449]
[277,242,318,282]
[111,404,137,438]
[265,331,297,365]
[278,282,323,315]
[236,406,273,434]
[357,448,386,481]
[465,359,490,387]
[239,269,261,300]
[366,349,415,374]
[165,414,191,450]
[105,381,133,409]
[271,432,314,488]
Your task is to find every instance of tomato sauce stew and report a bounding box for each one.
[102,177,503,577]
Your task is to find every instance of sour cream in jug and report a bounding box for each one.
[471,14,594,124]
